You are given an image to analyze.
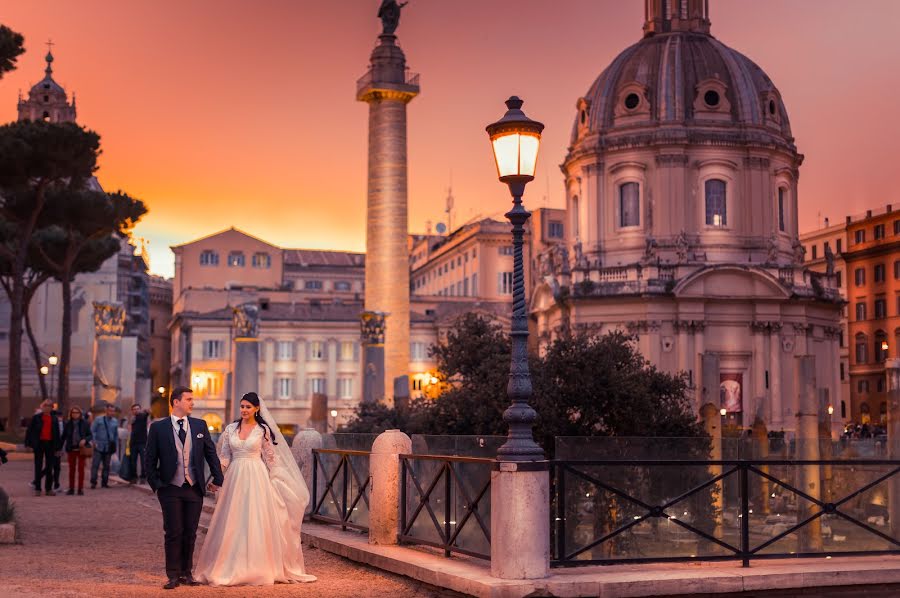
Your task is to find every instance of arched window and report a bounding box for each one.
[855,333,868,364]
[705,179,727,227]
[619,182,640,227]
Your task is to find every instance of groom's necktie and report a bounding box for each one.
[178,419,186,445]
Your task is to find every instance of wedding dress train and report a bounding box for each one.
[195,422,316,586]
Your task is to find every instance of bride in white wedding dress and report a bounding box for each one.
[196,392,316,586]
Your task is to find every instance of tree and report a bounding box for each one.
[0,121,100,426]
[0,25,24,79]
[32,188,146,408]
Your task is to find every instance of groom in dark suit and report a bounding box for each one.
[146,387,224,590]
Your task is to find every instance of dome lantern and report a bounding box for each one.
[644,0,710,37]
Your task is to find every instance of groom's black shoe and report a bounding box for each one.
[163,578,180,590]
[179,575,201,586]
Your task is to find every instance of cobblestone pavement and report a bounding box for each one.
[0,455,465,597]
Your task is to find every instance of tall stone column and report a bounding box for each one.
[885,358,900,537]
[769,324,784,430]
[358,24,419,404]
[91,302,126,409]
[230,303,260,422]
[795,355,822,551]
[360,311,386,404]
[751,322,767,419]
[693,321,706,410]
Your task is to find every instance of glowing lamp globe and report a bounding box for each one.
[48,353,59,366]
[486,96,544,191]
[40,365,49,375]
[719,408,727,416]
[882,340,889,351]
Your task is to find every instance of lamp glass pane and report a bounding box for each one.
[492,134,520,178]
[518,133,540,177]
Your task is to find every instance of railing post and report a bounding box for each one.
[291,428,323,520]
[444,462,452,557]
[740,462,750,567]
[400,457,407,544]
[311,450,319,517]
[369,429,412,545]
[556,463,566,563]
[342,455,349,531]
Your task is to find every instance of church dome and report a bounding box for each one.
[571,1,793,150]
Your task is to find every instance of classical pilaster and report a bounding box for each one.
[294,338,306,401]
[326,338,338,400]
[263,338,275,398]
[769,323,784,430]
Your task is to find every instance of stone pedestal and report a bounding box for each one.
[490,463,550,580]
[230,303,260,421]
[360,311,386,404]
[885,358,900,537]
[91,302,126,409]
[794,355,822,552]
[369,429,411,545]
[291,428,323,519]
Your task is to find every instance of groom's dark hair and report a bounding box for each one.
[170,386,192,406]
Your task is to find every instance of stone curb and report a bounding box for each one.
[300,522,900,598]
[0,522,16,544]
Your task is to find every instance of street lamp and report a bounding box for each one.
[330,409,338,432]
[48,353,58,366]
[486,96,545,462]
[158,386,166,396]
[720,408,727,417]
[40,365,49,376]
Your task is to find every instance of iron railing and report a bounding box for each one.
[551,459,900,568]
[399,454,492,559]
[311,448,370,532]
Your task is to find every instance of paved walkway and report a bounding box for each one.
[0,455,464,597]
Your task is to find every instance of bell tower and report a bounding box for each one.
[17,43,77,123]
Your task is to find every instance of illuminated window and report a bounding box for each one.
[227,251,245,267]
[252,252,271,268]
[705,179,727,227]
[339,341,355,361]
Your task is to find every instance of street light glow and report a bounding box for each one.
[330,409,338,418]
[486,96,544,185]
[40,365,49,375]
[48,353,58,366]
[720,408,727,416]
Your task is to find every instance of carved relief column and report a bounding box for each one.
[91,302,127,409]
[230,303,260,422]
[769,323,784,430]
[361,311,386,404]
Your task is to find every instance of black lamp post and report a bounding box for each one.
[486,96,545,462]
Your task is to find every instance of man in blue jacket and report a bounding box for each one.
[90,403,119,489]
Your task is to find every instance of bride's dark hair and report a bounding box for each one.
[235,392,278,445]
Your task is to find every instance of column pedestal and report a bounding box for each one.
[490,464,550,580]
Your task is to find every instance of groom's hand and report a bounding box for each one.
[207,482,220,493]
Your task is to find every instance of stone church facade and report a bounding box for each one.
[530,0,843,434]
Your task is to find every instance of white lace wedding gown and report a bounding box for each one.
[196,423,316,586]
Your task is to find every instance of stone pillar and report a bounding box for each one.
[360,311,386,404]
[263,337,275,397]
[358,31,418,403]
[885,358,900,537]
[751,415,770,514]
[91,302,126,409]
[326,338,338,401]
[491,462,550,579]
[230,303,260,422]
[290,428,323,519]
[701,403,724,540]
[795,355,823,552]
[369,429,411,545]
[752,322,767,419]
[769,324,784,430]
[693,322,706,410]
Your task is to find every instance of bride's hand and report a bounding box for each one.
[207,482,220,493]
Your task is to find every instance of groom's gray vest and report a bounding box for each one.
[170,418,194,487]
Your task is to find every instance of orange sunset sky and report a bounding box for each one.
[1,0,899,278]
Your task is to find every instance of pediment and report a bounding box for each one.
[673,266,790,300]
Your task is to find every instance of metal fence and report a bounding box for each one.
[399,454,493,559]
[310,448,371,532]
[551,459,900,568]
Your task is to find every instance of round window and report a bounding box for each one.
[768,99,776,116]
[624,93,640,110]
[704,90,720,107]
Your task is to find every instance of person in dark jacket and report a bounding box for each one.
[24,400,62,496]
[61,406,92,495]
[128,404,150,483]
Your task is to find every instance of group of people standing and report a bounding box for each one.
[23,399,151,496]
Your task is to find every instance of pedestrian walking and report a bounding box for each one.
[90,403,119,489]
[61,406,92,495]
[128,404,149,483]
[24,400,61,496]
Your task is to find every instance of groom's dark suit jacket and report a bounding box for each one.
[145,416,224,495]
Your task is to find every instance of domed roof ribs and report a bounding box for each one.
[644,0,711,37]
